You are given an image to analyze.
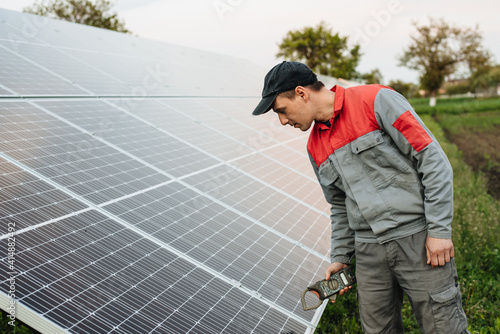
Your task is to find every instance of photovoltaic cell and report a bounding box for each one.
[0,157,88,233]
[182,165,330,255]
[198,97,301,144]
[125,98,256,160]
[33,99,220,177]
[0,86,14,96]
[260,142,318,179]
[102,182,328,320]
[1,210,308,333]
[0,41,130,96]
[189,99,286,150]
[0,101,170,205]
[229,152,324,207]
[0,7,341,334]
[0,45,87,96]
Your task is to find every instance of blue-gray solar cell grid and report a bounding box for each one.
[0,44,88,96]
[0,157,88,233]
[0,210,309,333]
[0,101,171,205]
[0,8,332,334]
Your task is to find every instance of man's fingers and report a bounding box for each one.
[325,262,347,280]
[431,255,438,268]
[438,253,445,266]
[426,237,455,268]
[444,251,451,263]
[431,249,453,268]
[338,286,352,296]
[331,286,352,303]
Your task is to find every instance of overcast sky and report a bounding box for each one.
[1,0,499,84]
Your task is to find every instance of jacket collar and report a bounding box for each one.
[316,85,345,131]
[331,85,345,115]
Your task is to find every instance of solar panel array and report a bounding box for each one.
[0,8,335,334]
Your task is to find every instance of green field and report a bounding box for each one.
[410,96,500,116]
[316,97,500,334]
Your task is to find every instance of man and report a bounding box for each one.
[252,61,469,333]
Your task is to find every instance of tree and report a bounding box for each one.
[469,64,500,95]
[23,0,130,33]
[398,18,490,106]
[361,68,383,84]
[388,79,420,99]
[276,22,361,79]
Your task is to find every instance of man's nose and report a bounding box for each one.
[278,113,288,126]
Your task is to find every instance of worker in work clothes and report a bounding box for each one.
[252,61,470,333]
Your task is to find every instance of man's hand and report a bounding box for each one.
[325,262,352,303]
[426,236,454,268]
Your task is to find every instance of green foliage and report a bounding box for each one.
[434,111,500,134]
[361,68,383,85]
[398,17,491,98]
[23,0,130,33]
[276,22,361,79]
[0,310,39,334]
[389,79,420,99]
[470,65,500,93]
[425,112,500,332]
[445,81,471,96]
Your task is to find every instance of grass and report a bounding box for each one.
[316,100,500,333]
[410,96,500,115]
[425,113,500,333]
[434,111,500,200]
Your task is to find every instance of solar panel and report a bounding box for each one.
[0,8,335,334]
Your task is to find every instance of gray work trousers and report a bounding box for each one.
[355,230,469,334]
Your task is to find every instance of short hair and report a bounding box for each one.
[278,81,325,99]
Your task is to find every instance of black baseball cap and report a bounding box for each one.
[252,61,318,115]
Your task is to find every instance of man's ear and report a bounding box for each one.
[295,86,308,101]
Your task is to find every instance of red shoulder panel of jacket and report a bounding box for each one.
[308,85,385,167]
[392,110,433,152]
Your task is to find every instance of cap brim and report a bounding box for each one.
[252,93,277,115]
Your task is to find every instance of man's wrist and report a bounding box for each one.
[331,255,351,264]
[427,231,452,239]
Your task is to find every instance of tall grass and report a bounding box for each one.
[316,114,500,333]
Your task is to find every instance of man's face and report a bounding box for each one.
[272,94,314,132]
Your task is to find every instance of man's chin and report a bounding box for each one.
[299,124,312,131]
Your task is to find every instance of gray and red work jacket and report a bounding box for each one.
[308,85,453,264]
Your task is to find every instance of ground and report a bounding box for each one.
[436,111,500,200]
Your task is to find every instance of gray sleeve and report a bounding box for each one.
[308,152,354,263]
[374,89,454,239]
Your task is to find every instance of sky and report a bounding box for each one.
[1,0,499,84]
